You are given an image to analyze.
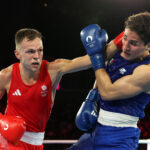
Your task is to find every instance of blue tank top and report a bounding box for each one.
[99,51,150,118]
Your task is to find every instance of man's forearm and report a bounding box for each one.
[95,69,114,100]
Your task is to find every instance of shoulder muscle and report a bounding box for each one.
[0,65,12,90]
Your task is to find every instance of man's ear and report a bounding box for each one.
[14,49,20,60]
[145,42,150,51]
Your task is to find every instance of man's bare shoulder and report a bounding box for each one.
[0,65,13,79]
[132,64,150,87]
[134,64,150,74]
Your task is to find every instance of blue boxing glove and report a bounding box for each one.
[80,24,108,71]
[75,89,99,132]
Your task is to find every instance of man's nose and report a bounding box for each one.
[124,41,130,50]
[33,51,40,59]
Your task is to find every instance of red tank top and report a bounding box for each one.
[5,60,53,132]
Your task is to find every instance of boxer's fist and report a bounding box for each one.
[80,24,108,71]
[0,114,26,144]
[80,24,108,55]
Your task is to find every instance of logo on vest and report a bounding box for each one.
[41,85,48,97]
[119,68,126,75]
[12,89,21,96]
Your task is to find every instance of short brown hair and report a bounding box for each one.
[15,28,42,48]
[125,11,150,45]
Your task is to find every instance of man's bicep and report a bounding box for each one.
[0,72,7,99]
[0,71,6,90]
[113,75,143,99]
[111,69,150,100]
[100,73,144,101]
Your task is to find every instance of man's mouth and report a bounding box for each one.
[124,51,130,56]
[32,62,40,67]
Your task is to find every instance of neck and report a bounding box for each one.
[19,64,40,85]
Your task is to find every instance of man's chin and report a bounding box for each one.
[121,53,131,60]
[31,67,40,72]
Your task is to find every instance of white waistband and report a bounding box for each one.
[98,108,139,128]
[20,131,45,145]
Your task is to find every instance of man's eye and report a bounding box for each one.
[27,50,35,53]
[129,41,139,46]
[38,49,43,52]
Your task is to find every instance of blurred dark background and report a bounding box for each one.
[1,0,150,149]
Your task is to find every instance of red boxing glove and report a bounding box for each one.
[0,114,26,144]
[113,31,124,50]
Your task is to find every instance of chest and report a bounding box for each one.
[8,81,51,109]
[106,53,149,82]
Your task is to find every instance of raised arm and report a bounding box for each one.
[80,24,150,100]
[47,56,91,102]
[57,29,124,75]
[47,28,124,102]
[95,65,150,100]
